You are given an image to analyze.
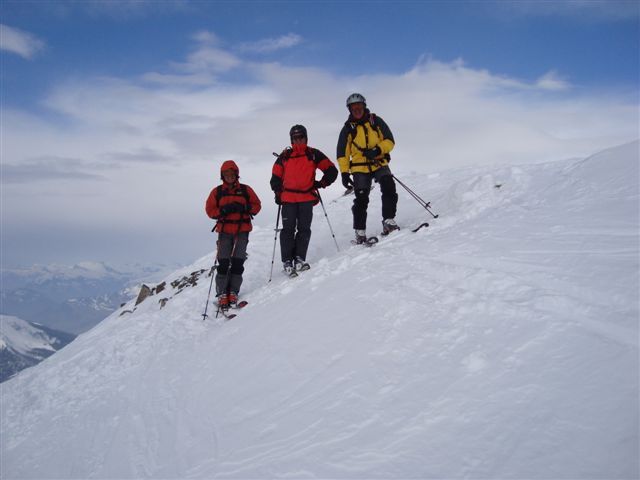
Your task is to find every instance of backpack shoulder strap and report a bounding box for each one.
[344,114,376,141]
[278,147,293,163]
[305,147,317,164]
[238,183,251,204]
[344,120,357,139]
[216,184,250,204]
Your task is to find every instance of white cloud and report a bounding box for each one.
[0,24,45,59]
[192,30,220,45]
[3,33,638,267]
[535,71,571,91]
[183,46,241,73]
[148,30,241,83]
[238,33,303,53]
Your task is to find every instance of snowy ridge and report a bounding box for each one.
[1,142,638,479]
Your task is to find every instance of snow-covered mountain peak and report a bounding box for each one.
[0,315,76,382]
[1,142,637,479]
[0,316,56,355]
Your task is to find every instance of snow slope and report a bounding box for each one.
[1,141,638,479]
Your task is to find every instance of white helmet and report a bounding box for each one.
[346,93,366,107]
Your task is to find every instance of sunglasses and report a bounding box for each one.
[291,134,306,141]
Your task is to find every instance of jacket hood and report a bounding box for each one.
[220,160,240,179]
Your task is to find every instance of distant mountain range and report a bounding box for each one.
[1,261,177,335]
[0,315,76,383]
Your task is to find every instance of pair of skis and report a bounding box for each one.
[350,221,430,248]
[214,300,248,321]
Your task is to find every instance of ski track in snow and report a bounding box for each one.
[1,142,638,479]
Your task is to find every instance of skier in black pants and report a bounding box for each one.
[336,93,399,243]
[271,125,338,276]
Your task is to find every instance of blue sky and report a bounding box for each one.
[1,0,639,268]
[3,0,639,107]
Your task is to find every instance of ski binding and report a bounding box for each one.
[351,236,379,247]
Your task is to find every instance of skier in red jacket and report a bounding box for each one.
[205,160,261,308]
[270,125,338,277]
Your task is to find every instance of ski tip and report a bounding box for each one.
[411,222,430,233]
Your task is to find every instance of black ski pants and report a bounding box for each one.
[352,166,398,230]
[215,231,248,296]
[280,201,314,262]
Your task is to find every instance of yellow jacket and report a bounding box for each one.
[336,112,395,174]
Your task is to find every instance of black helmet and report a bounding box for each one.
[289,124,307,141]
[346,93,366,108]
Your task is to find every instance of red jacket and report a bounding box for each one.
[205,161,261,234]
[270,144,338,204]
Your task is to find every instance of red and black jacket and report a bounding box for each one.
[270,144,338,204]
[206,160,261,234]
[205,181,261,234]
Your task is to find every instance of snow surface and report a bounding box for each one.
[1,142,638,479]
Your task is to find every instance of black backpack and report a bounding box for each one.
[216,183,251,204]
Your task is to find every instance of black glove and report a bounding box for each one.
[341,173,353,189]
[274,192,282,205]
[363,146,381,160]
[220,202,243,216]
[313,180,325,189]
[270,175,283,193]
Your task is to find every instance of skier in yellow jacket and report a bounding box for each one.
[336,93,399,243]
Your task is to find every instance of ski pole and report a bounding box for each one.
[268,204,282,283]
[201,260,218,321]
[202,220,224,321]
[392,174,439,218]
[316,190,340,253]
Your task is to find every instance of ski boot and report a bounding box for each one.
[283,260,298,278]
[354,229,368,244]
[294,256,310,272]
[217,293,230,310]
[382,218,400,236]
[228,292,238,308]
